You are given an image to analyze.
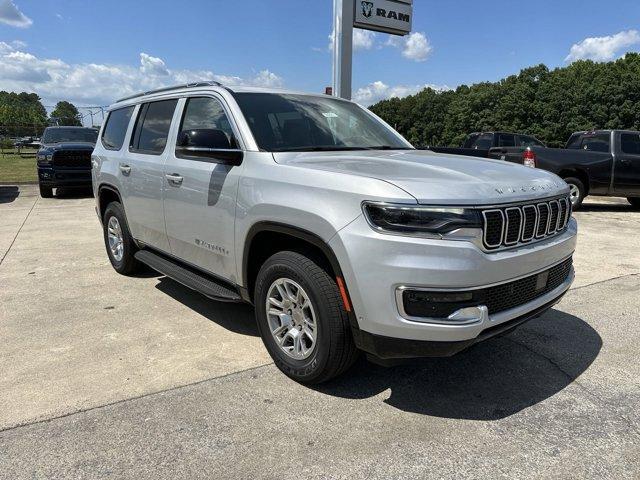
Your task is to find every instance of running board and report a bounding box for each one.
[135,250,242,303]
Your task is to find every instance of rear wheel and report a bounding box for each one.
[39,184,53,198]
[254,250,358,384]
[102,201,141,275]
[563,177,585,210]
[628,197,640,210]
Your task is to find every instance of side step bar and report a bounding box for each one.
[135,250,242,303]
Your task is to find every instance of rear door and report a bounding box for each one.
[614,132,640,196]
[162,95,245,281]
[121,99,179,252]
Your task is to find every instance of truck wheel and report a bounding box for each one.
[39,184,53,198]
[563,177,585,210]
[102,201,141,275]
[254,250,358,384]
[628,198,640,210]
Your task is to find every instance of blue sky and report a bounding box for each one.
[1,0,640,111]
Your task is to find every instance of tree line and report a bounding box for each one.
[0,92,81,138]
[369,52,640,148]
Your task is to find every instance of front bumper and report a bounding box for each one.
[329,214,577,349]
[38,167,92,187]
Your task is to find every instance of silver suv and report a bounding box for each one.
[92,82,577,383]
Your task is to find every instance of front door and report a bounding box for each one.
[614,132,640,196]
[162,95,245,282]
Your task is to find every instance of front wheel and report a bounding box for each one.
[39,184,53,198]
[254,251,358,384]
[563,177,585,210]
[628,197,640,210]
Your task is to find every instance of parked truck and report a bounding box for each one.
[487,130,640,209]
[429,132,546,159]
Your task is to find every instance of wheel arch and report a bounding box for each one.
[558,169,590,195]
[241,222,347,305]
[97,183,122,222]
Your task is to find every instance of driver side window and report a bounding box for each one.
[179,97,238,148]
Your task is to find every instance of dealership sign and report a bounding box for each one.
[354,0,413,36]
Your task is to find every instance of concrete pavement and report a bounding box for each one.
[0,185,639,479]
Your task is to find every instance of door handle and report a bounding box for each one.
[165,173,184,186]
[119,164,131,175]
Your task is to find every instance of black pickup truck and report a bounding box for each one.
[487,130,640,209]
[36,126,98,198]
[429,132,546,158]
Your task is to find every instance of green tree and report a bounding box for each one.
[50,101,81,126]
[0,91,48,137]
[369,53,640,148]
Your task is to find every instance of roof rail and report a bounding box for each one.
[115,81,224,103]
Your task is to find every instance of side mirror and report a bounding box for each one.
[176,129,243,166]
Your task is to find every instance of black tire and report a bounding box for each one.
[628,197,640,210]
[39,184,53,198]
[102,201,142,275]
[563,177,585,210]
[254,250,359,384]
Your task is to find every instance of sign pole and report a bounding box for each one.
[332,0,353,100]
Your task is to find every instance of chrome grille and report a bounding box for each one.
[482,196,571,250]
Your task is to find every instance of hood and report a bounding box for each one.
[40,142,95,151]
[273,150,569,205]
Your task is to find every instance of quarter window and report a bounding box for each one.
[130,99,178,155]
[497,134,516,147]
[581,134,610,153]
[101,106,134,151]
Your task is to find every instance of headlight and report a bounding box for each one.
[37,152,53,164]
[363,202,482,236]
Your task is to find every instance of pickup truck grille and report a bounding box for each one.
[52,150,92,169]
[482,196,571,250]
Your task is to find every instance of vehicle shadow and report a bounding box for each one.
[314,309,601,420]
[154,277,259,337]
[0,185,20,204]
[54,186,94,199]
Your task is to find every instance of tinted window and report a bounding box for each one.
[130,99,178,154]
[42,127,98,144]
[179,97,237,146]
[566,133,582,149]
[581,134,610,153]
[233,93,409,152]
[497,134,516,147]
[518,135,545,147]
[101,106,133,150]
[462,134,479,148]
[470,133,493,150]
[621,133,640,155]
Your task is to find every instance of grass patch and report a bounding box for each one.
[0,149,38,183]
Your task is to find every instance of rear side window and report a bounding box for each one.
[470,133,493,150]
[101,106,134,151]
[566,133,582,149]
[621,133,640,155]
[518,135,544,147]
[497,134,516,147]
[463,134,479,148]
[581,134,610,153]
[130,99,178,155]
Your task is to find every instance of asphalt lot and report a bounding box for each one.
[1,184,639,479]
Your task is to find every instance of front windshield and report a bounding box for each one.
[42,128,98,144]
[233,93,412,152]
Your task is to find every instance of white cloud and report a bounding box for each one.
[0,0,32,28]
[0,47,283,106]
[140,52,169,76]
[354,80,450,106]
[387,32,432,62]
[565,30,640,62]
[328,28,377,51]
